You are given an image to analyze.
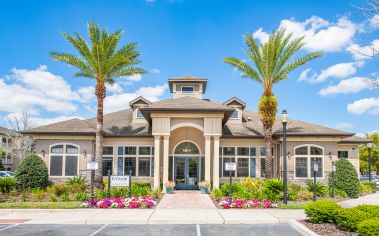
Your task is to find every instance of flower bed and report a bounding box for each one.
[217,198,278,209]
[80,196,157,209]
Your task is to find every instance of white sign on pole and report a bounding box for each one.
[225,162,237,171]
[314,163,319,172]
[110,175,130,187]
[86,161,98,170]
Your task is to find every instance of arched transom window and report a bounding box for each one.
[50,143,79,177]
[294,145,324,179]
[174,142,200,154]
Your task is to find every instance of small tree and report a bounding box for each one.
[334,159,360,198]
[15,154,48,190]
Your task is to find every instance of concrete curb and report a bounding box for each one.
[288,219,320,236]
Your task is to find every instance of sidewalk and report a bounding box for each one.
[338,192,379,208]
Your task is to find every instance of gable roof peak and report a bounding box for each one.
[223,97,246,109]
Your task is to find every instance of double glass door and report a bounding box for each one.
[174,156,199,190]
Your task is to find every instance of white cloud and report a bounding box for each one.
[299,61,364,83]
[104,84,167,114]
[319,77,372,96]
[347,39,379,60]
[106,83,123,94]
[150,68,161,74]
[77,86,95,103]
[370,13,379,28]
[252,28,269,44]
[334,122,353,130]
[253,16,357,52]
[356,130,379,138]
[127,74,142,82]
[347,97,379,115]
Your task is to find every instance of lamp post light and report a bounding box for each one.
[281,110,288,204]
[331,161,336,198]
[368,143,373,182]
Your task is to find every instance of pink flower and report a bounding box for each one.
[223,203,230,209]
[263,201,272,208]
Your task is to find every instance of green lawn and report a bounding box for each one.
[279,202,307,209]
[0,202,83,209]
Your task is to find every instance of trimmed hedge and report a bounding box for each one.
[357,219,379,236]
[354,205,379,217]
[15,154,49,190]
[304,200,342,223]
[334,159,360,198]
[336,208,372,231]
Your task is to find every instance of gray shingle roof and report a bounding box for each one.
[23,118,95,134]
[338,136,372,144]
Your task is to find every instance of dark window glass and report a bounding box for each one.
[136,109,143,118]
[139,146,151,155]
[103,146,114,155]
[295,146,308,155]
[124,146,136,155]
[50,156,62,176]
[152,157,155,177]
[175,142,199,154]
[51,145,63,154]
[310,146,323,155]
[223,157,235,177]
[66,145,78,154]
[103,158,113,176]
[117,157,123,175]
[223,147,235,156]
[181,86,194,93]
[237,147,249,156]
[237,158,249,177]
[338,151,348,159]
[296,157,308,178]
[250,158,256,177]
[118,146,123,155]
[65,156,78,176]
[260,147,265,156]
[138,157,150,176]
[124,157,136,176]
[250,148,256,157]
[311,158,323,177]
[260,158,266,178]
[231,110,239,119]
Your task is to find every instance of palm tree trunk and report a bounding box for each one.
[263,125,273,179]
[94,83,106,189]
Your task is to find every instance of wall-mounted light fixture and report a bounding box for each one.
[329,152,333,159]
[83,150,87,158]
[41,150,45,157]
[287,151,291,159]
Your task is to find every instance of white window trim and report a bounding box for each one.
[230,109,239,120]
[48,143,80,177]
[122,145,154,177]
[135,109,144,119]
[337,150,349,159]
[293,144,324,180]
[221,146,256,178]
[181,86,195,94]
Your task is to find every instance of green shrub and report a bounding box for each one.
[61,193,70,202]
[220,182,244,196]
[15,154,49,190]
[288,191,298,201]
[336,208,372,231]
[360,182,376,195]
[354,205,379,217]
[304,199,341,223]
[74,192,89,201]
[32,187,46,202]
[334,188,348,198]
[211,188,224,199]
[289,183,303,192]
[0,177,17,193]
[49,195,57,202]
[66,175,88,192]
[334,159,360,198]
[240,177,263,191]
[305,179,328,197]
[297,190,313,201]
[110,187,127,198]
[132,185,151,196]
[20,192,28,202]
[357,219,379,236]
[95,189,107,199]
[150,188,161,199]
[49,184,69,197]
[262,178,283,201]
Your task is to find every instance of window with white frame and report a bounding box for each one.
[220,146,257,178]
[181,86,194,94]
[338,151,348,159]
[230,109,239,119]
[120,146,154,177]
[50,144,79,176]
[136,109,144,119]
[294,145,324,178]
[103,146,113,176]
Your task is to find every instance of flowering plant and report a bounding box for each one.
[217,198,278,209]
[199,181,211,189]
[165,180,175,188]
[79,196,157,209]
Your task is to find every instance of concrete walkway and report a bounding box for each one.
[157,190,216,209]
[339,192,379,208]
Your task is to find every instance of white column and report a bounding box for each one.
[153,136,161,190]
[205,135,211,182]
[162,135,170,192]
[213,136,220,189]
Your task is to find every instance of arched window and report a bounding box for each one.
[50,143,79,177]
[174,142,200,154]
[294,145,324,179]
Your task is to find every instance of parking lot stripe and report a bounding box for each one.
[196,224,201,236]
[90,224,107,236]
[0,223,20,231]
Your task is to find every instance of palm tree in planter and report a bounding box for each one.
[224,28,322,178]
[50,22,145,188]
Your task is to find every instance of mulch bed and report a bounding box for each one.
[299,220,356,236]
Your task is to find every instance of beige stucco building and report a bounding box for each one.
[23,76,369,190]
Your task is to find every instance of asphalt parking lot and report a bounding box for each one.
[0,224,303,236]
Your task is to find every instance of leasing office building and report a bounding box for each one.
[23,76,369,190]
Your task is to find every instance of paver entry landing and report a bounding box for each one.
[157,190,216,209]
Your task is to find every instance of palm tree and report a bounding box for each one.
[224,28,322,178]
[50,22,145,188]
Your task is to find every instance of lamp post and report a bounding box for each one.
[313,160,318,202]
[368,143,373,182]
[281,110,288,204]
[331,161,336,198]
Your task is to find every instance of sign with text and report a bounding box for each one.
[86,161,98,170]
[110,175,130,187]
[225,162,237,171]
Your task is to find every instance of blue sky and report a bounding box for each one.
[0,0,378,135]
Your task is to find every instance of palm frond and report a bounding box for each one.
[224,57,262,84]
